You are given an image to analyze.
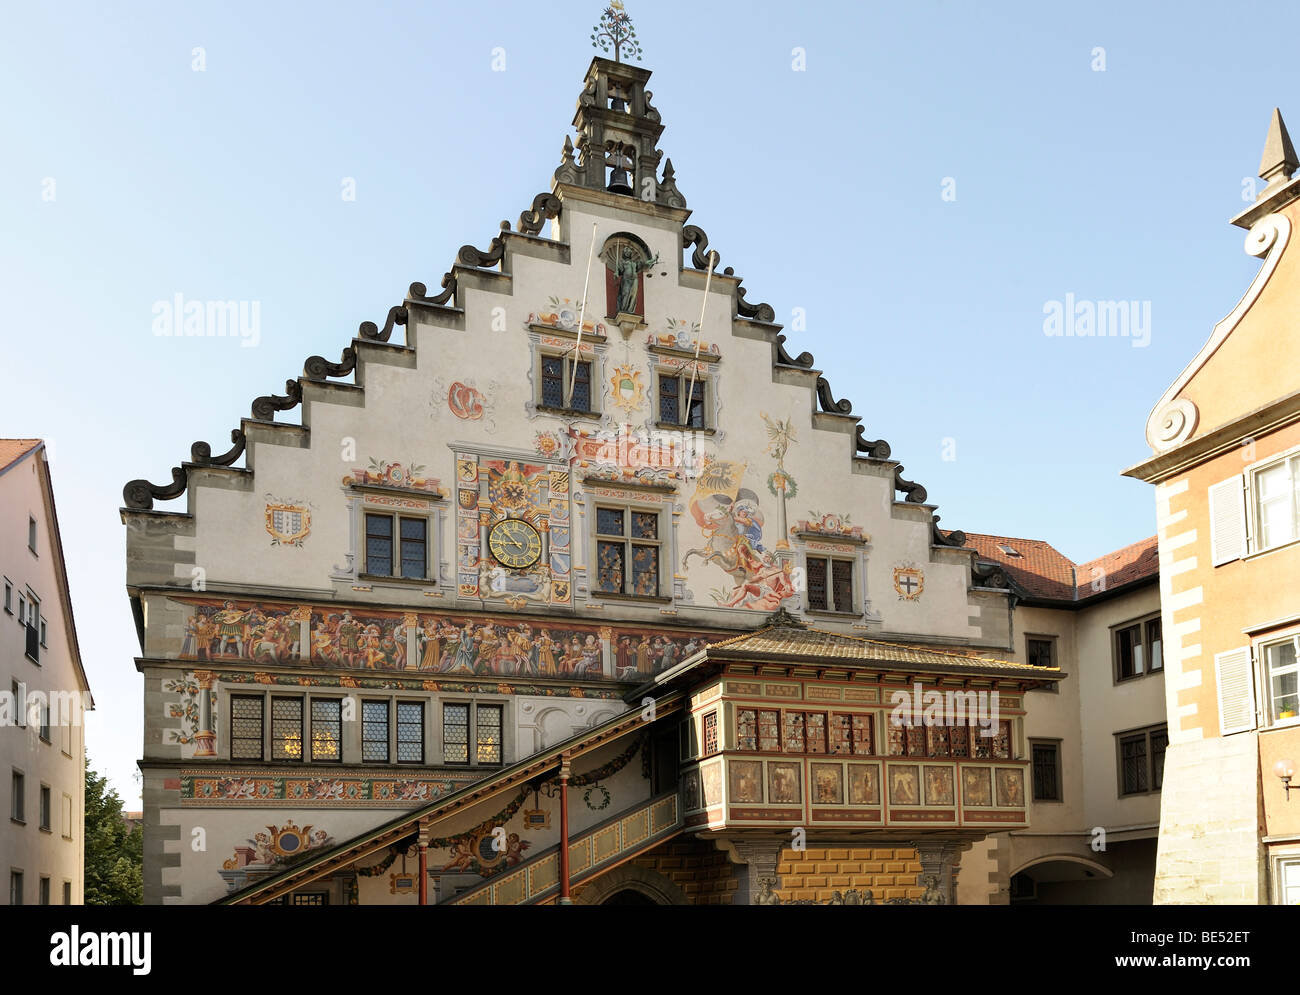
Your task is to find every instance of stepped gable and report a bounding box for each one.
[119,56,948,545]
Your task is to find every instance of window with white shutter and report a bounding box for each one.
[1209,475,1247,565]
[1214,645,1256,735]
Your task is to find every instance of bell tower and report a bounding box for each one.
[553,7,686,209]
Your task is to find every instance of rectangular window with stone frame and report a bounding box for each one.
[540,354,594,414]
[806,555,854,613]
[1114,614,1163,683]
[362,700,390,763]
[594,504,662,599]
[1030,739,1062,802]
[657,370,707,429]
[364,513,428,580]
[230,695,265,760]
[270,697,304,761]
[397,701,424,764]
[1116,724,1167,796]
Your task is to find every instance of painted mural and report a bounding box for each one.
[181,600,310,663]
[220,821,334,892]
[792,512,865,541]
[647,318,719,356]
[526,296,607,337]
[163,675,215,747]
[343,458,447,496]
[683,457,796,609]
[183,771,468,807]
[172,597,715,682]
[456,452,572,607]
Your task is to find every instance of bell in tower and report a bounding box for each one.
[606,142,635,195]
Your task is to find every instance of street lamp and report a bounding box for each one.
[1274,758,1298,799]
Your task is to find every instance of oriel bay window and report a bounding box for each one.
[781,711,829,754]
[541,354,593,414]
[736,708,874,755]
[736,708,782,752]
[365,513,428,579]
[887,719,1012,759]
[806,555,854,613]
[595,506,661,597]
[702,712,719,757]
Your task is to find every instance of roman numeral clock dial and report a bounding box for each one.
[488,518,542,570]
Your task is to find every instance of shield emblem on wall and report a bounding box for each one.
[266,504,310,546]
[610,365,645,413]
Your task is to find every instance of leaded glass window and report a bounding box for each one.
[271,698,303,760]
[362,700,389,762]
[231,695,264,760]
[476,704,502,765]
[444,703,469,764]
[311,699,342,762]
[397,701,424,763]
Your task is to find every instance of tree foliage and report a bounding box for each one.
[84,759,142,905]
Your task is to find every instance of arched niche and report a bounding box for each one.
[602,232,657,319]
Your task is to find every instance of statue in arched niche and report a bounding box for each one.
[602,234,658,318]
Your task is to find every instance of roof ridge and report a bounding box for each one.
[742,621,1044,670]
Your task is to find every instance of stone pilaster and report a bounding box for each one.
[192,670,216,757]
[912,841,963,905]
[730,839,785,905]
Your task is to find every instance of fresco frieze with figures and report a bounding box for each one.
[172,597,715,682]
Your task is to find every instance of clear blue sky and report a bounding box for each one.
[2,1,1291,805]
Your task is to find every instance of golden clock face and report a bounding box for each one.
[488,518,542,570]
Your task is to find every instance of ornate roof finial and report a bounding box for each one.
[1259,107,1299,193]
[591,2,642,63]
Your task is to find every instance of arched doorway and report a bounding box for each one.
[572,864,688,905]
[601,887,659,905]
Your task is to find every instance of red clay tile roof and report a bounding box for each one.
[962,533,1077,601]
[0,439,42,473]
[1075,535,1160,596]
[963,531,1158,603]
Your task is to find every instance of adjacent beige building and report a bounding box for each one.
[956,534,1165,903]
[1125,109,1300,905]
[1,440,92,905]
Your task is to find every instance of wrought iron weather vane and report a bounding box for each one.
[591,1,643,63]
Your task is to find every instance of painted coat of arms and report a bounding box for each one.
[893,564,924,601]
[266,504,311,546]
[609,365,645,413]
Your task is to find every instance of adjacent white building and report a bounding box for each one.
[1,440,92,904]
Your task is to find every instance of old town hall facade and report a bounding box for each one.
[120,51,1073,906]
